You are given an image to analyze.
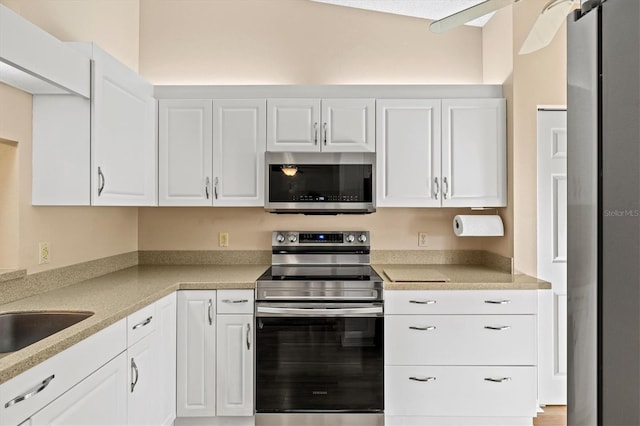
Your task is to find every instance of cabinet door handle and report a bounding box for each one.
[132,316,152,330]
[214,177,219,200]
[323,122,328,145]
[246,323,251,350]
[434,177,439,200]
[208,299,213,326]
[4,374,55,408]
[222,299,249,304]
[443,176,449,199]
[484,325,511,331]
[205,176,210,199]
[314,122,318,145]
[484,377,512,383]
[409,376,436,382]
[484,299,511,305]
[98,166,105,196]
[409,326,436,331]
[409,299,436,305]
[131,358,139,392]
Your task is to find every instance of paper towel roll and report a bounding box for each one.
[453,215,504,237]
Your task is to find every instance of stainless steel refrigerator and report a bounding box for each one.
[568,0,640,424]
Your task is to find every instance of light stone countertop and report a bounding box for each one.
[373,264,551,290]
[0,264,268,384]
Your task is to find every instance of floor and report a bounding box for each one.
[534,406,567,426]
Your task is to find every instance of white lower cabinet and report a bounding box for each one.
[30,353,128,426]
[176,290,255,422]
[384,290,538,425]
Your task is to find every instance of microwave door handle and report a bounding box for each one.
[256,306,383,316]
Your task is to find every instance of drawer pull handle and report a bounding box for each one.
[409,300,436,305]
[409,376,436,382]
[485,300,511,305]
[409,326,437,331]
[484,377,512,383]
[5,375,55,408]
[484,325,511,331]
[208,299,213,326]
[132,316,152,330]
[222,299,249,304]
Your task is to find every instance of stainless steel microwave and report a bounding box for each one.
[265,152,376,214]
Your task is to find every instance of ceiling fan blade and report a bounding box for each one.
[429,0,515,33]
[519,0,578,54]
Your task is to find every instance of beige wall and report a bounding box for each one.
[511,0,567,275]
[139,0,483,84]
[0,2,140,273]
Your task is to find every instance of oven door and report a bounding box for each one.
[255,302,384,413]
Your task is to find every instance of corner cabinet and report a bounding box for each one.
[377,98,506,208]
[267,98,375,152]
[158,99,266,206]
[176,290,254,421]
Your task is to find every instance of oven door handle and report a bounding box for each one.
[256,306,383,317]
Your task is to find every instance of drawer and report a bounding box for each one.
[385,366,537,417]
[0,319,126,426]
[127,303,156,346]
[216,290,254,314]
[385,315,536,366]
[384,290,537,315]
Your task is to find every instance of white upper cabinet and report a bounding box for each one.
[376,99,441,207]
[267,98,375,152]
[377,98,506,208]
[212,99,266,206]
[85,44,157,206]
[158,99,266,207]
[159,99,213,206]
[441,98,507,208]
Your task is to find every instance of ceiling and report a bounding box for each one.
[310,0,494,27]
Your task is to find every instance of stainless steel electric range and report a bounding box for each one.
[255,231,384,426]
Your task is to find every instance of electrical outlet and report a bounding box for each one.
[219,232,229,247]
[39,242,50,264]
[418,233,428,247]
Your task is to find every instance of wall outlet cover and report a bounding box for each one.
[418,232,428,247]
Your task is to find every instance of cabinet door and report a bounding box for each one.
[321,99,375,152]
[376,99,441,207]
[155,293,177,426]
[91,45,156,206]
[158,99,213,206]
[212,99,266,206]
[176,291,217,417]
[441,98,506,207]
[127,334,157,426]
[267,99,321,152]
[216,314,253,416]
[30,353,127,426]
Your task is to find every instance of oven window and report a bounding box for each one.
[268,164,373,203]
[255,316,383,412]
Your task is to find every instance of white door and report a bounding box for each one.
[376,99,441,207]
[31,353,127,426]
[212,99,266,206]
[321,99,375,152]
[441,98,506,208]
[176,291,217,417]
[158,99,213,206]
[127,334,157,425]
[155,293,177,426]
[91,46,156,206]
[267,99,321,152]
[216,315,254,416]
[537,108,568,405]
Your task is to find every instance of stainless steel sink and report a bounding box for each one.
[0,311,94,353]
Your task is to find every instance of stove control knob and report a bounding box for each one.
[358,234,367,243]
[288,234,298,243]
[345,234,355,243]
[276,234,285,243]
